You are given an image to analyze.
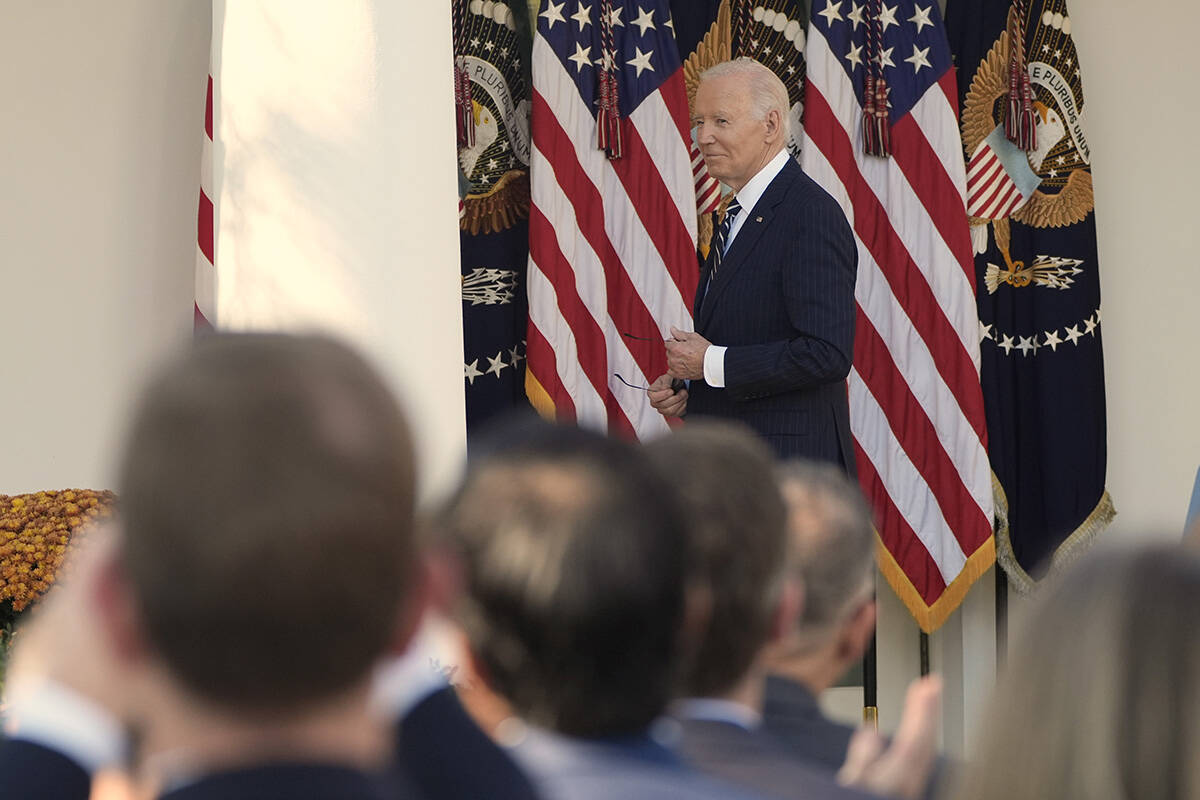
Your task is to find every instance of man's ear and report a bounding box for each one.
[456,635,521,738]
[422,544,463,617]
[764,107,783,142]
[678,578,713,660]
[835,597,878,666]
[92,545,148,664]
[386,555,439,657]
[768,575,804,644]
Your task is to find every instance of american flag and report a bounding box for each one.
[802,0,994,631]
[195,71,216,332]
[525,0,698,438]
[965,125,1040,222]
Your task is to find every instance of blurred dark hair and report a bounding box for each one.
[645,420,787,697]
[118,333,416,714]
[440,416,689,736]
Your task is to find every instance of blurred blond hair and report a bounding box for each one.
[950,544,1200,800]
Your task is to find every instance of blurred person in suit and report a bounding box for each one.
[761,461,878,772]
[435,417,777,800]
[649,58,857,470]
[764,460,945,800]
[0,334,425,800]
[949,544,1200,800]
[374,523,541,800]
[647,423,924,800]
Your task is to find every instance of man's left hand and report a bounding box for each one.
[665,327,710,381]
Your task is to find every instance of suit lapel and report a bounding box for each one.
[696,160,800,331]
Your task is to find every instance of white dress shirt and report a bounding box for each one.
[702,148,793,388]
[3,680,126,774]
[672,697,763,730]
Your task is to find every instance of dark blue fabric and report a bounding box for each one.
[395,686,540,800]
[161,763,404,800]
[460,221,532,442]
[0,740,418,800]
[671,715,874,800]
[945,0,1110,578]
[668,0,721,59]
[761,675,855,774]
[0,738,91,800]
[507,727,772,800]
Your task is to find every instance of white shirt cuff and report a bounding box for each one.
[3,681,126,773]
[703,345,727,387]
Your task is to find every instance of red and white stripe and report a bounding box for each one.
[194,72,216,332]
[692,142,721,214]
[801,26,993,614]
[966,141,1027,220]
[526,34,698,439]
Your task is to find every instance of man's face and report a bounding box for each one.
[692,74,775,193]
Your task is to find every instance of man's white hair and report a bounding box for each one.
[698,57,791,139]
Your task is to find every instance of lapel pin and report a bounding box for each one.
[755,216,763,222]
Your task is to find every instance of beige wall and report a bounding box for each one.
[0,1,467,500]
[0,0,210,494]
[1074,2,1200,540]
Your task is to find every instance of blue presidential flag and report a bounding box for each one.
[946,0,1113,589]
[453,0,534,437]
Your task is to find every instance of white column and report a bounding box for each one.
[212,1,467,499]
[869,566,995,759]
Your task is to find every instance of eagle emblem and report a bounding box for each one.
[961,2,1091,287]
[455,1,532,235]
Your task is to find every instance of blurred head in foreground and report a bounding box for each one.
[952,544,1200,800]
[116,332,418,715]
[643,420,790,700]
[438,417,689,737]
[767,460,876,693]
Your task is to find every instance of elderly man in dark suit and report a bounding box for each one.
[650,58,857,470]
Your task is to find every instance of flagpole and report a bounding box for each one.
[996,566,1009,664]
[863,596,878,730]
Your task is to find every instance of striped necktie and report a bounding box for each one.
[712,198,742,279]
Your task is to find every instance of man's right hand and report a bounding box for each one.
[5,525,128,715]
[648,373,687,418]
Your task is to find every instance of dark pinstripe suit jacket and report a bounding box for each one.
[688,157,857,469]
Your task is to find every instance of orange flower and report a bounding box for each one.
[0,489,116,609]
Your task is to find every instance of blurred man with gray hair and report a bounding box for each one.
[762,460,879,771]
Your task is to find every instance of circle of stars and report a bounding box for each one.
[979,308,1102,358]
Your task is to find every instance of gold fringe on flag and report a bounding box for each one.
[524,369,557,421]
[993,474,1116,594]
[875,531,997,634]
